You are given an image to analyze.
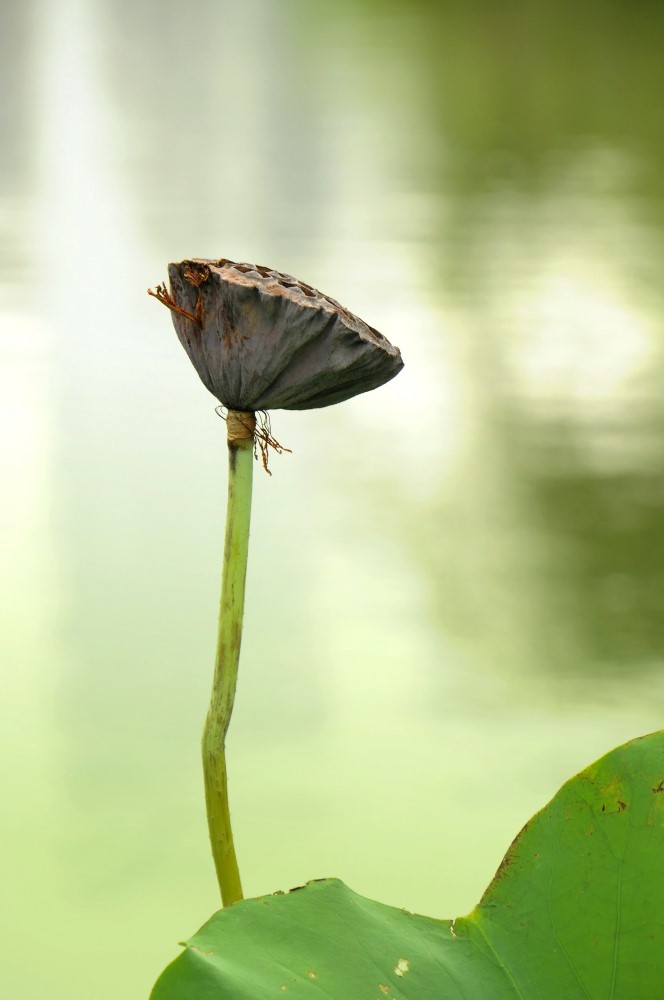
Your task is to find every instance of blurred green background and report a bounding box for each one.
[2,0,664,996]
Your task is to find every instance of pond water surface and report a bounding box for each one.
[2,2,664,997]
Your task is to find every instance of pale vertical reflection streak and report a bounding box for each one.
[23,0,144,964]
[28,0,140,736]
[33,0,138,341]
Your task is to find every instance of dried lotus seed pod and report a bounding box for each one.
[156,258,403,411]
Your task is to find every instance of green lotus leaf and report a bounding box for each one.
[151,731,664,999]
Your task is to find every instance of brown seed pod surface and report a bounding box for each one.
[162,258,404,411]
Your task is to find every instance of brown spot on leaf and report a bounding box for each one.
[652,780,664,794]
[480,821,529,900]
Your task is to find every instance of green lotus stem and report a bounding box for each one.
[202,410,255,906]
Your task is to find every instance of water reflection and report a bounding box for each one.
[3,1,664,998]
[394,165,664,691]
